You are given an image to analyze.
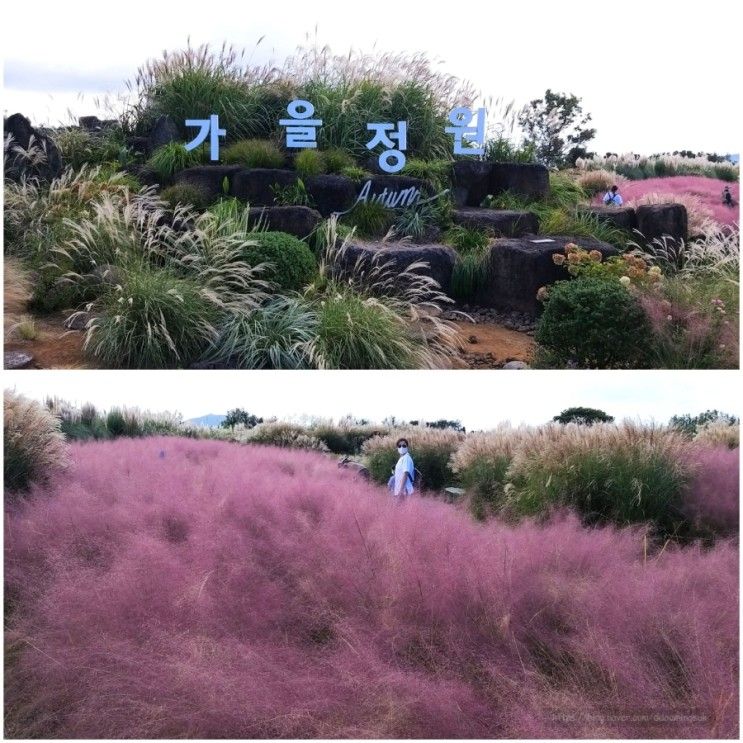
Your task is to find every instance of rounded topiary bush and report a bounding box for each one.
[243,232,317,291]
[4,391,68,496]
[536,277,650,368]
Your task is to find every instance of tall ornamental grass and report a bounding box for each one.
[503,423,693,535]
[4,438,737,738]
[126,42,475,160]
[4,390,68,496]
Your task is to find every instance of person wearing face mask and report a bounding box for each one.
[391,437,415,500]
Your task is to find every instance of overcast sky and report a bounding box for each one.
[2,0,740,154]
[6,370,740,430]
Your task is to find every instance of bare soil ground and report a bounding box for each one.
[451,320,535,368]
[5,313,93,369]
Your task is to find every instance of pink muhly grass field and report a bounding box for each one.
[4,438,739,739]
[681,446,740,538]
[594,176,739,227]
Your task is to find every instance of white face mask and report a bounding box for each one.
[398,446,408,455]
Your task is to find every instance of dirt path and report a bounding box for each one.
[451,320,535,368]
[5,313,94,369]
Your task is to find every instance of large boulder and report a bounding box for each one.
[489,162,549,201]
[4,113,64,182]
[583,205,637,231]
[174,165,242,201]
[336,241,457,295]
[452,207,539,237]
[4,351,35,370]
[636,204,688,243]
[248,206,322,239]
[476,235,619,315]
[306,174,357,216]
[147,115,180,154]
[230,168,298,205]
[452,161,493,207]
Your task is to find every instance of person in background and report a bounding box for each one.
[388,437,415,501]
[722,186,734,207]
[603,184,623,206]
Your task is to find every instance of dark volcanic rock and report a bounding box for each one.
[64,311,92,331]
[452,207,539,237]
[126,136,150,157]
[230,169,299,205]
[79,116,102,131]
[452,161,493,207]
[489,162,549,201]
[4,113,64,182]
[636,203,688,243]
[583,205,637,231]
[249,206,322,238]
[306,174,357,216]
[147,115,180,154]
[174,166,242,201]
[5,351,34,370]
[337,241,457,295]
[476,235,619,315]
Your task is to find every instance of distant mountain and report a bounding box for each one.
[187,414,226,428]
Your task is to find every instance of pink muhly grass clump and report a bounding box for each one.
[4,438,739,738]
[595,176,739,229]
[681,446,739,538]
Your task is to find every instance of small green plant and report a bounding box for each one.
[242,232,317,291]
[148,142,201,180]
[535,277,650,368]
[339,165,369,182]
[222,139,285,168]
[342,201,394,237]
[451,250,489,301]
[445,225,489,252]
[160,183,210,210]
[294,149,326,177]
[483,136,536,163]
[393,200,440,241]
[270,178,314,207]
[322,148,355,174]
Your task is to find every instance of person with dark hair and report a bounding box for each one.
[722,186,734,207]
[388,437,415,500]
[603,184,623,206]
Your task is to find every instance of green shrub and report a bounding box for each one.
[4,391,68,496]
[294,149,326,177]
[535,277,650,368]
[148,142,201,180]
[242,232,317,291]
[342,201,394,237]
[222,139,285,168]
[160,183,210,210]
[362,428,463,491]
[322,148,355,174]
[205,296,317,369]
[83,264,218,369]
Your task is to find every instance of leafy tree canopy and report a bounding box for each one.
[553,407,614,426]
